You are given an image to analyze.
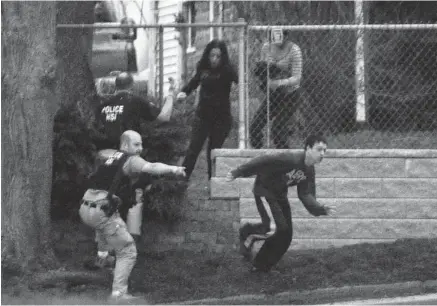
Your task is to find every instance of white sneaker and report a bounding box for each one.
[109,291,138,303]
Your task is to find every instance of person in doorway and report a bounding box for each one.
[249,25,303,149]
[225,134,335,273]
[176,39,238,180]
[95,72,174,150]
[79,130,185,302]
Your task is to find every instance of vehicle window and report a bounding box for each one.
[94,1,117,23]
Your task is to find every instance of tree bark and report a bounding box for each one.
[56,1,96,122]
[2,1,59,270]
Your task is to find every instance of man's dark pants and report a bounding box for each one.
[245,196,293,272]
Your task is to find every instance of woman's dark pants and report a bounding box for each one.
[182,113,231,179]
[249,89,301,149]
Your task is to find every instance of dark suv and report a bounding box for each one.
[92,0,137,78]
[92,1,147,96]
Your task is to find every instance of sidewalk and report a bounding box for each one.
[171,279,437,305]
[321,293,437,305]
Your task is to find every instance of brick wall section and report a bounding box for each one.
[210,149,437,250]
[146,196,241,255]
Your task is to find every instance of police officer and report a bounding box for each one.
[95,72,175,243]
[96,72,174,150]
[79,130,185,302]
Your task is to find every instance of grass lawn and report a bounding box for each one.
[2,237,437,305]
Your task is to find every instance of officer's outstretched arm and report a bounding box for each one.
[142,161,185,177]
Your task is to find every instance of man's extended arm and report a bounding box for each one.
[297,167,327,216]
[126,155,185,177]
[230,153,294,179]
[141,161,184,176]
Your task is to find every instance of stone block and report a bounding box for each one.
[157,234,185,245]
[177,242,206,252]
[178,221,202,232]
[217,231,238,244]
[212,149,437,159]
[335,178,383,198]
[318,158,405,178]
[215,157,251,177]
[235,178,335,198]
[382,178,437,198]
[214,210,237,221]
[229,199,240,213]
[198,199,231,211]
[196,220,230,232]
[184,210,215,222]
[313,178,336,198]
[186,232,217,243]
[240,198,437,219]
[289,238,396,250]
[210,177,240,199]
[292,218,437,239]
[406,159,437,178]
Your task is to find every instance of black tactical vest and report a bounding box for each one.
[88,151,131,197]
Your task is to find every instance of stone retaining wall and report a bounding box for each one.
[210,149,437,250]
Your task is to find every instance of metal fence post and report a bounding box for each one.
[245,25,250,148]
[159,25,164,106]
[238,18,246,149]
[355,0,367,124]
[266,26,271,148]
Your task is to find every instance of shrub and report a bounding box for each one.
[51,93,195,223]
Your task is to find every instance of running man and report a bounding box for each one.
[226,134,336,272]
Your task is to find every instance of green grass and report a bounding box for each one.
[2,237,437,305]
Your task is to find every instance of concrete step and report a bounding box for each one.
[240,198,437,219]
[210,177,437,199]
[240,217,437,239]
[214,155,437,178]
[289,238,396,250]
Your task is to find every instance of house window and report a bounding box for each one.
[184,1,218,53]
[186,1,196,52]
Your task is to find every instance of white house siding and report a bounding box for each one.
[155,0,182,97]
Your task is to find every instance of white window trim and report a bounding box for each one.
[186,0,216,53]
[186,2,196,53]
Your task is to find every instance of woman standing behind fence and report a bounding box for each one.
[176,39,238,180]
[249,26,303,149]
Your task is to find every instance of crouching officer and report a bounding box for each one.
[79,130,185,302]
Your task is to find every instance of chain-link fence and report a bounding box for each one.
[245,24,437,149]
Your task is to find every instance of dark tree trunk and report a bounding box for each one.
[1,1,59,270]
